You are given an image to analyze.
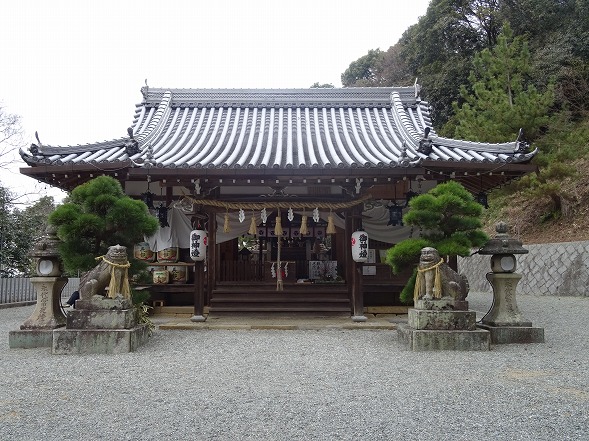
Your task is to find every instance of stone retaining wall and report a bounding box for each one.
[458,241,589,297]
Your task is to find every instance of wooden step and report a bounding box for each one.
[208,309,352,315]
[210,286,351,314]
[212,293,349,301]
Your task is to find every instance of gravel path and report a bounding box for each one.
[1,292,588,441]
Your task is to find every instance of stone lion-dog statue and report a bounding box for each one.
[414,247,469,302]
[79,245,132,301]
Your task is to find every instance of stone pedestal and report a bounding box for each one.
[478,273,544,344]
[477,323,544,344]
[398,306,490,351]
[415,298,469,311]
[52,296,149,354]
[9,277,68,349]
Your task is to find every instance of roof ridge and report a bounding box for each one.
[139,87,418,108]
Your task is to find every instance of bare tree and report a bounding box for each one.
[0,103,24,170]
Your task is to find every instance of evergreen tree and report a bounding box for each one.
[0,189,54,276]
[49,176,158,274]
[341,49,385,87]
[446,24,554,142]
[385,181,488,303]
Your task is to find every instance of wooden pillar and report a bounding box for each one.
[345,209,354,308]
[165,186,173,206]
[191,260,206,322]
[190,211,212,323]
[207,209,217,304]
[352,264,365,320]
[350,205,367,322]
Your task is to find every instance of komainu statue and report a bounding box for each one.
[414,247,469,302]
[79,245,131,301]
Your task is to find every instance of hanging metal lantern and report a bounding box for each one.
[476,192,489,209]
[141,174,155,209]
[405,190,419,207]
[190,229,207,261]
[156,204,169,227]
[387,202,404,226]
[141,191,155,209]
[351,230,369,262]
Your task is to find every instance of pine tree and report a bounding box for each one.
[385,181,488,303]
[447,24,554,142]
[49,176,158,274]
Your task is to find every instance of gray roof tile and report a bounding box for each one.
[20,87,536,169]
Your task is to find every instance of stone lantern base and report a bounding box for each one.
[477,324,544,344]
[8,277,68,349]
[9,329,56,349]
[398,307,490,351]
[476,272,545,344]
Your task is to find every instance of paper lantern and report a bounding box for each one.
[190,229,207,261]
[351,230,369,262]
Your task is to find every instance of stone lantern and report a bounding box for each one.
[477,222,544,344]
[9,225,68,348]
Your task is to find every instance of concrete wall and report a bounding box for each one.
[458,241,589,297]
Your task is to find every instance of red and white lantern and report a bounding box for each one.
[351,230,369,262]
[190,229,207,262]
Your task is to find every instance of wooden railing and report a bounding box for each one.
[218,261,311,282]
[219,261,264,282]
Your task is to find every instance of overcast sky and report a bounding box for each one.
[1,0,431,203]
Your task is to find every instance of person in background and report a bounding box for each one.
[64,290,79,308]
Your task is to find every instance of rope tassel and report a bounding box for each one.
[223,212,230,233]
[414,258,444,301]
[299,215,309,235]
[326,211,336,234]
[95,255,131,300]
[274,209,283,236]
[248,213,257,236]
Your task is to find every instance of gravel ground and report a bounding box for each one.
[1,292,588,441]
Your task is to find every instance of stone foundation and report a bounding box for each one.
[408,308,476,330]
[399,308,490,351]
[66,308,138,330]
[52,325,149,354]
[51,296,149,354]
[414,299,469,311]
[398,325,491,351]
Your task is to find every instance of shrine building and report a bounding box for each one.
[19,86,537,319]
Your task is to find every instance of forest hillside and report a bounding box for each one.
[341,0,589,244]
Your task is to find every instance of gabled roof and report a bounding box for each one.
[20,87,536,171]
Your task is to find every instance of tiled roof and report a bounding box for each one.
[20,87,536,169]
